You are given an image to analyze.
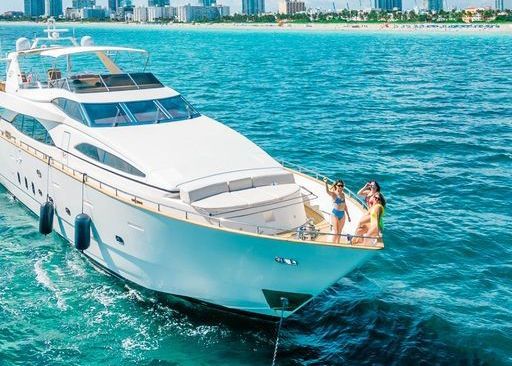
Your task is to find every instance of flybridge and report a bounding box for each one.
[3,18,156,94]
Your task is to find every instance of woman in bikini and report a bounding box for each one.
[357,180,381,207]
[324,178,351,244]
[355,180,381,234]
[366,193,385,239]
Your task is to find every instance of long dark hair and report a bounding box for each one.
[369,180,381,192]
[331,179,345,191]
[373,192,386,208]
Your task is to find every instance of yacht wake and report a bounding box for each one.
[34,256,68,311]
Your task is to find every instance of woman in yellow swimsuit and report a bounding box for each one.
[366,193,385,239]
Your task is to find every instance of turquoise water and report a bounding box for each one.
[1,25,511,365]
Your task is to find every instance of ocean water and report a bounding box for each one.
[0,24,511,365]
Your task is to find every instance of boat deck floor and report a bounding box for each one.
[278,204,383,246]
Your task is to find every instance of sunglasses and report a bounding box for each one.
[336,185,344,188]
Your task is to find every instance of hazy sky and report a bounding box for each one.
[0,0,498,14]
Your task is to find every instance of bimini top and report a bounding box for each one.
[38,46,147,58]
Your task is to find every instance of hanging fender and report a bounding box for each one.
[74,213,91,251]
[39,201,54,235]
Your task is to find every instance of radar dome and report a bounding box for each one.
[15,38,31,52]
[80,36,94,47]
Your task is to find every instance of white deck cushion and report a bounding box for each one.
[192,184,301,215]
[179,169,296,204]
[228,177,253,192]
[252,172,295,188]
[180,181,229,204]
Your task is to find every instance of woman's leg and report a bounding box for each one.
[358,214,370,228]
[331,216,340,243]
[338,216,346,243]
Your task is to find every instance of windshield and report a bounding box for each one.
[79,95,200,127]
[83,103,130,127]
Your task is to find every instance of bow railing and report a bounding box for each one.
[280,159,368,209]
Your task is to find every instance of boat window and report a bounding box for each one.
[12,115,24,131]
[130,73,163,89]
[52,98,88,125]
[9,114,54,145]
[0,109,18,123]
[101,74,135,90]
[75,143,145,177]
[158,96,200,121]
[21,116,36,138]
[82,103,131,127]
[125,100,168,124]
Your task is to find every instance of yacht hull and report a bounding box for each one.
[0,133,378,319]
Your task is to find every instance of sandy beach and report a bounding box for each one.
[1,20,512,33]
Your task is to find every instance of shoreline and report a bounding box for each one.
[1,20,512,33]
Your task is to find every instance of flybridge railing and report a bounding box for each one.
[1,131,381,245]
[280,159,368,209]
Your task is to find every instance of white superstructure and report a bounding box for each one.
[0,20,384,320]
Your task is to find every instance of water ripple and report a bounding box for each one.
[0,25,511,365]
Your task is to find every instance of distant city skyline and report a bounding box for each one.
[1,0,503,13]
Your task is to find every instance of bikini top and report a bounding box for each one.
[333,195,345,209]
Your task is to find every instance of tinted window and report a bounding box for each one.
[82,103,130,127]
[10,114,54,145]
[12,115,24,130]
[52,98,87,125]
[75,143,145,177]
[32,119,48,143]
[1,109,18,123]
[125,100,167,124]
[130,73,163,89]
[101,74,135,90]
[158,96,199,121]
[21,116,36,137]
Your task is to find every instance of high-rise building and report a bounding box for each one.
[279,0,305,14]
[199,0,216,6]
[24,0,45,17]
[242,0,265,14]
[133,6,148,21]
[495,0,504,10]
[108,0,118,12]
[428,0,442,11]
[45,0,63,17]
[372,0,402,11]
[149,0,170,5]
[72,0,96,8]
[177,4,223,21]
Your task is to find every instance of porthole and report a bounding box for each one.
[65,208,71,216]
[31,182,35,195]
[38,189,42,196]
[17,172,21,184]
[24,177,28,189]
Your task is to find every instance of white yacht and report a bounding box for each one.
[0,21,384,320]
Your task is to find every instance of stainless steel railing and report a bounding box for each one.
[280,159,368,209]
[1,130,381,245]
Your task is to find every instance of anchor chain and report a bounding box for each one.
[271,297,289,366]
